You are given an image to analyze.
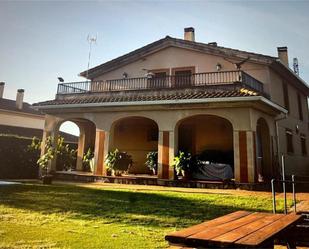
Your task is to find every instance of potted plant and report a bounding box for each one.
[83,148,94,172]
[172,151,192,179]
[105,149,132,176]
[36,136,55,184]
[145,151,158,175]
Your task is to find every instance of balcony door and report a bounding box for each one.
[172,67,195,88]
[147,69,169,89]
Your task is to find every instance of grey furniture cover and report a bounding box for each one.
[192,162,233,181]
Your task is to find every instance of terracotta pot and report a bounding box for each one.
[181,170,190,180]
[42,175,53,185]
[112,170,122,177]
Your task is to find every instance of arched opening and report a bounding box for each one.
[56,119,96,172]
[110,116,159,174]
[177,115,234,179]
[256,118,272,181]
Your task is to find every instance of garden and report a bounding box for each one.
[0,182,288,249]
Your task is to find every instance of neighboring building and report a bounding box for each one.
[0,82,77,142]
[0,83,45,137]
[34,28,309,183]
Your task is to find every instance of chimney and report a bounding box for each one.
[184,27,195,42]
[277,47,289,67]
[16,89,24,109]
[0,82,4,98]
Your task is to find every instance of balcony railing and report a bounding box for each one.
[57,70,264,95]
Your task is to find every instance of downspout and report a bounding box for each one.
[274,113,288,177]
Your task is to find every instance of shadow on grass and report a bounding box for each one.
[0,183,276,229]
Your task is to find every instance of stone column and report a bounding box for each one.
[233,130,256,183]
[158,130,174,180]
[93,129,109,176]
[76,127,86,171]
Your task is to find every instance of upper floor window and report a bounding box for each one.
[297,92,303,121]
[282,82,289,112]
[301,134,307,156]
[172,67,195,87]
[286,129,294,153]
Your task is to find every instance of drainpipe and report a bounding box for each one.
[275,113,288,178]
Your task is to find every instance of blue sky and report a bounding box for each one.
[1,0,308,135]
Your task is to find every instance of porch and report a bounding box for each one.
[40,104,280,185]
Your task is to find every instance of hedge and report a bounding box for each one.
[0,135,40,179]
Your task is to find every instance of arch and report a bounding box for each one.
[256,117,272,181]
[55,118,97,172]
[110,116,159,174]
[176,114,234,178]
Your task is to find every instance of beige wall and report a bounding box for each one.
[93,47,271,95]
[111,117,158,173]
[268,69,309,176]
[0,110,45,130]
[178,115,233,154]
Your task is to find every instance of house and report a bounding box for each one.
[0,82,77,142]
[34,27,309,183]
[0,83,46,138]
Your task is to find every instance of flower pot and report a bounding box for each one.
[112,170,122,177]
[152,168,157,175]
[181,170,190,180]
[42,175,53,185]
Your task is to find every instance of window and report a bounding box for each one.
[301,134,307,156]
[172,67,195,87]
[282,82,289,112]
[286,129,294,153]
[297,93,303,121]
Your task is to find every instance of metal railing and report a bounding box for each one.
[57,70,264,95]
[271,154,309,214]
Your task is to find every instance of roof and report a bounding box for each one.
[35,85,260,107]
[80,36,277,79]
[0,98,43,116]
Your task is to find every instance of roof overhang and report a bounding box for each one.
[36,96,287,116]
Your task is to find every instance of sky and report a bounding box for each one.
[0,0,309,135]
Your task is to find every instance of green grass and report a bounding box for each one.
[0,183,288,249]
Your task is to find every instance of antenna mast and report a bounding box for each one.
[293,58,299,76]
[86,34,97,79]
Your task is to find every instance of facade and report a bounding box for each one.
[35,28,309,183]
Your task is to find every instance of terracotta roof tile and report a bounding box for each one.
[35,87,261,107]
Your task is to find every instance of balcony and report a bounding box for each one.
[57,70,264,96]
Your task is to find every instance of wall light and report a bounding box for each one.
[122,72,128,79]
[216,63,222,71]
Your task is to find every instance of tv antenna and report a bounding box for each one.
[86,34,98,79]
[293,58,299,76]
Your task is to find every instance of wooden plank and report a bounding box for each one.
[188,212,267,242]
[165,211,251,243]
[235,213,301,246]
[212,213,285,244]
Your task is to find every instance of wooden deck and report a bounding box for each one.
[165,211,302,248]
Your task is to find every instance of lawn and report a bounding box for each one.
[0,182,287,249]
